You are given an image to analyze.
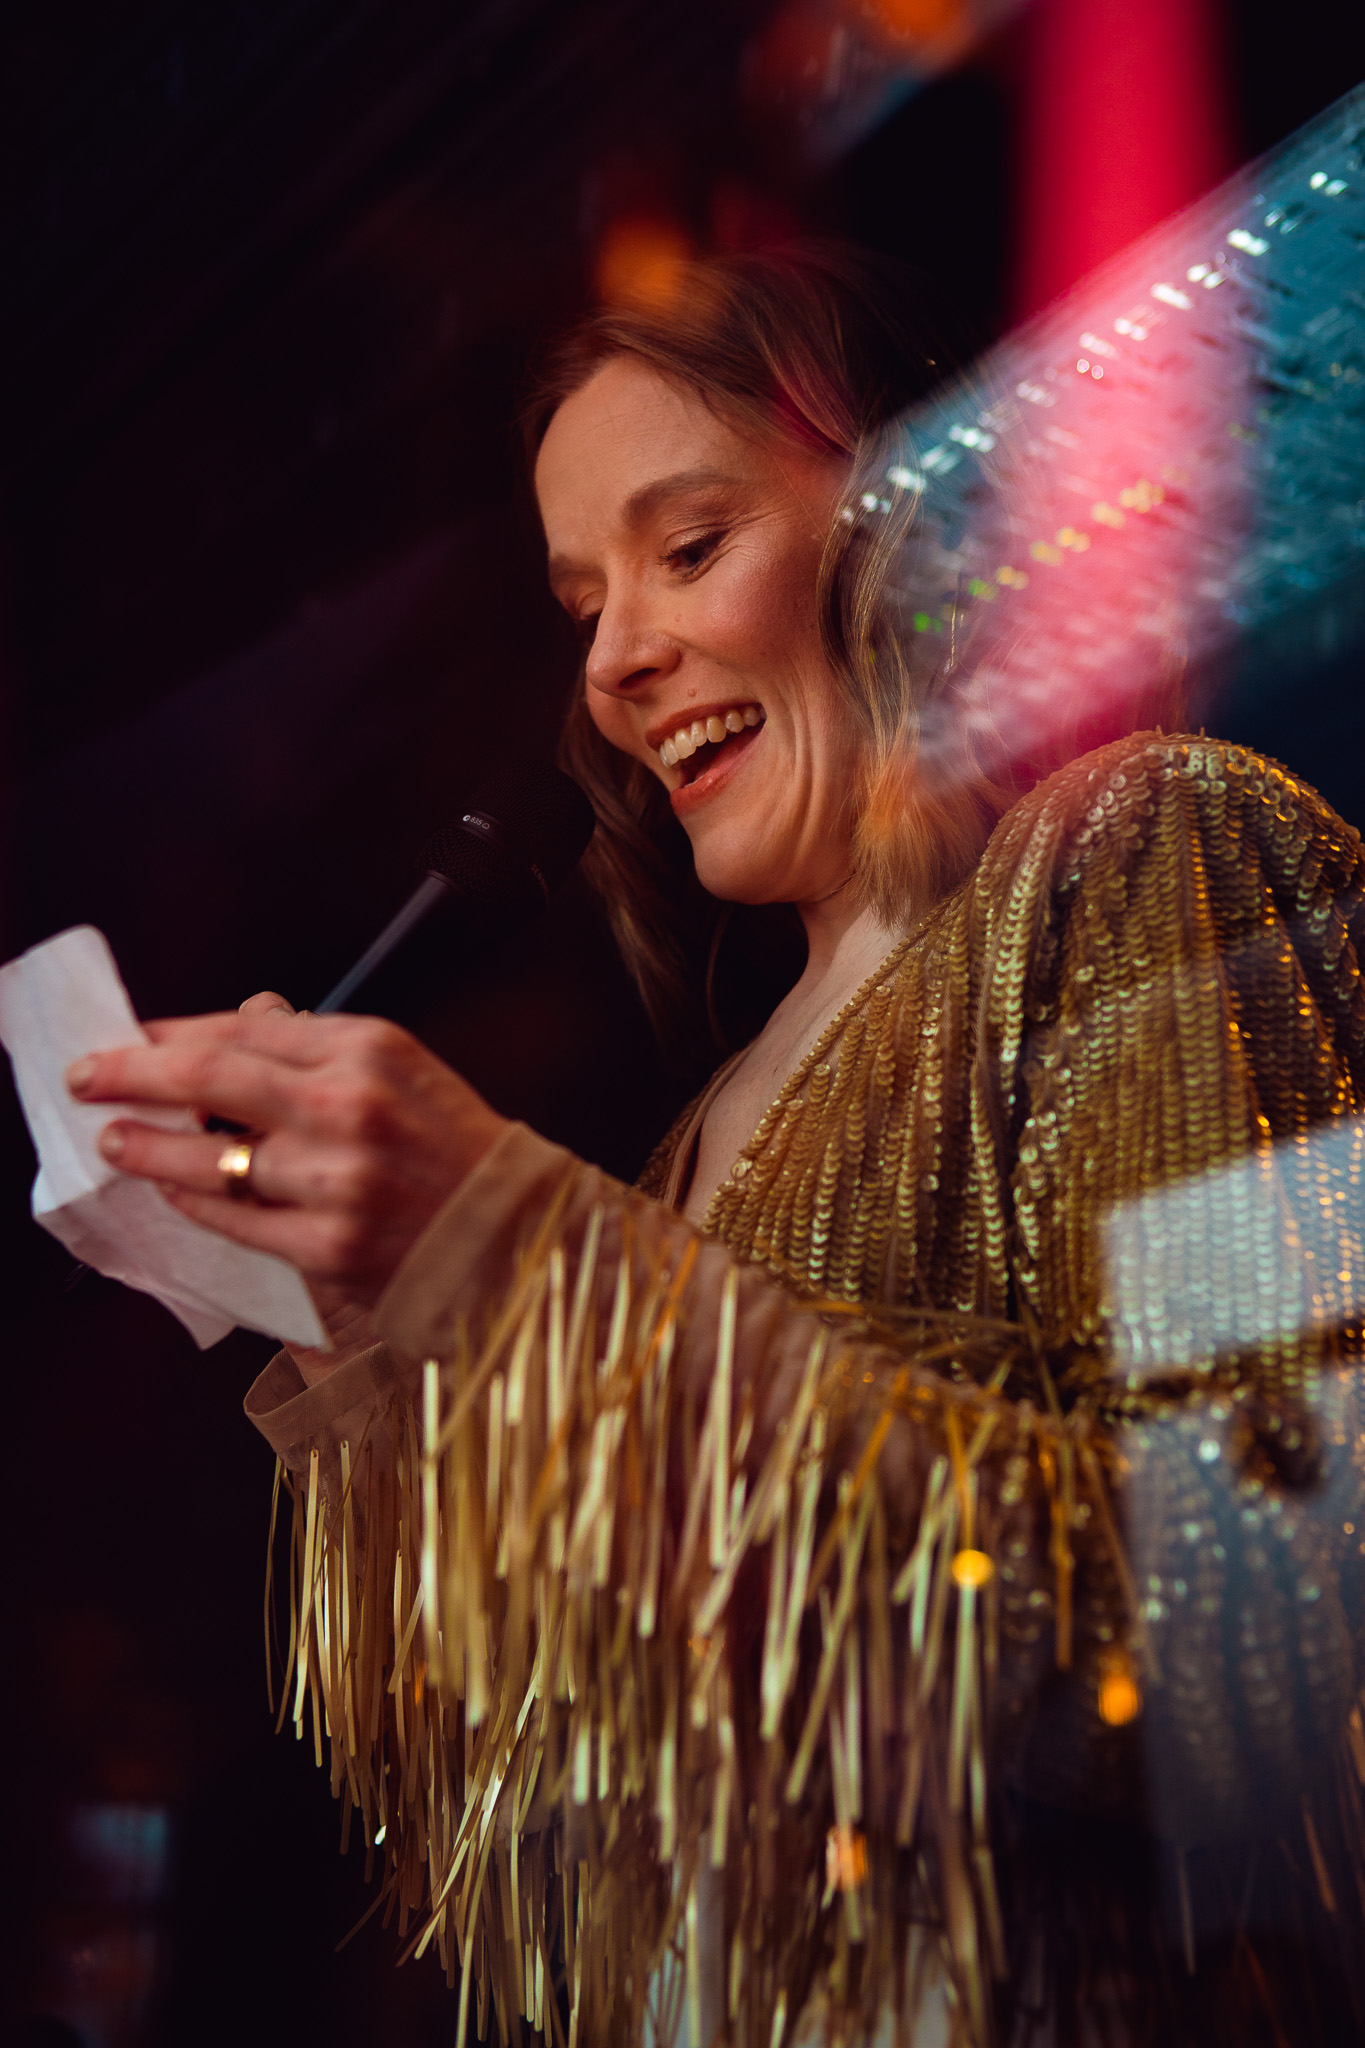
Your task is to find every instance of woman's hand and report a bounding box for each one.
[65,992,508,1309]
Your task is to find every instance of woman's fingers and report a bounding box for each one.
[238,989,297,1020]
[231,1001,346,1067]
[97,1120,290,1203]
[99,1122,391,1288]
[67,996,506,1304]
[161,1174,413,1292]
[77,1006,413,1118]
[156,1182,360,1276]
[99,1117,376,1215]
[147,1000,367,1069]
[141,1012,241,1046]
[68,1037,304,1127]
[144,998,320,1067]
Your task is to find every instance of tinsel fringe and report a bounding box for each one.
[268,1173,1167,2047]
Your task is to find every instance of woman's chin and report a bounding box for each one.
[687,827,791,907]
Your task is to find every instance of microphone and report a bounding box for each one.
[314,759,596,1016]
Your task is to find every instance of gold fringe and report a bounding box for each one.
[276,1202,1150,2046]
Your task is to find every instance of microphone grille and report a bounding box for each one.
[422,759,596,900]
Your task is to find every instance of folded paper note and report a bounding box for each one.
[0,925,325,1350]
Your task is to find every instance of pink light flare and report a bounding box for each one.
[915,0,1247,784]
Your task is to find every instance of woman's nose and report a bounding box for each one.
[584,593,680,698]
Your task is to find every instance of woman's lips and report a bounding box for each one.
[669,722,764,815]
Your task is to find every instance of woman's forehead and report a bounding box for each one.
[537,360,747,504]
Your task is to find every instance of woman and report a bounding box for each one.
[68,248,1365,2045]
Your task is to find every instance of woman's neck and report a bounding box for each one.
[678,881,903,1225]
[793,878,898,1005]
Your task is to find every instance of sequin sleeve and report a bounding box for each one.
[951,734,1365,1857]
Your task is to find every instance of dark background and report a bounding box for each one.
[1,4,1363,2043]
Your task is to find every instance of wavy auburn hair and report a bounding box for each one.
[523,243,1006,1058]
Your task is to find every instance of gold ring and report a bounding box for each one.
[217,1138,256,1201]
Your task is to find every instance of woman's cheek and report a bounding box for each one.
[586,686,672,790]
[721,538,823,658]
[586,687,637,753]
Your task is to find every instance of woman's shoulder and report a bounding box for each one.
[997,727,1356,835]
[976,729,1363,909]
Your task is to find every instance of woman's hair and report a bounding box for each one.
[522,242,1169,1059]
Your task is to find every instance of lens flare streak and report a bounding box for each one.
[871,83,1365,784]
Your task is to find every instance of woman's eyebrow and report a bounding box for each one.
[546,466,744,588]
[620,464,744,527]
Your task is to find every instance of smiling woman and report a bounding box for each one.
[538,356,858,912]
[527,247,1003,1060]
[65,246,1365,2046]
[533,340,903,1217]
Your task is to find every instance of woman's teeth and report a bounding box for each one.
[659,703,762,769]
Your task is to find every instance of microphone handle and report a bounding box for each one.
[204,870,453,1131]
[315,872,453,1015]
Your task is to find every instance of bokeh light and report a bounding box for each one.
[825,1823,869,1890]
[951,1546,994,1588]
[863,0,965,47]
[594,216,693,310]
[1098,1657,1142,1728]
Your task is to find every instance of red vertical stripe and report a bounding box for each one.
[1017,0,1232,316]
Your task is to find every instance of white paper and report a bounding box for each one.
[0,925,326,1350]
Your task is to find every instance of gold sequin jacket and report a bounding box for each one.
[246,732,1365,2045]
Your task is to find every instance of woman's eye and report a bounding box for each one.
[576,613,600,646]
[665,530,723,575]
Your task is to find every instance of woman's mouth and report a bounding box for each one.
[657,703,765,792]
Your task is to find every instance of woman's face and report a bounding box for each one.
[534,355,864,908]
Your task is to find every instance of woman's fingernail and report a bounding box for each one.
[98,1125,125,1160]
[66,1056,96,1094]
